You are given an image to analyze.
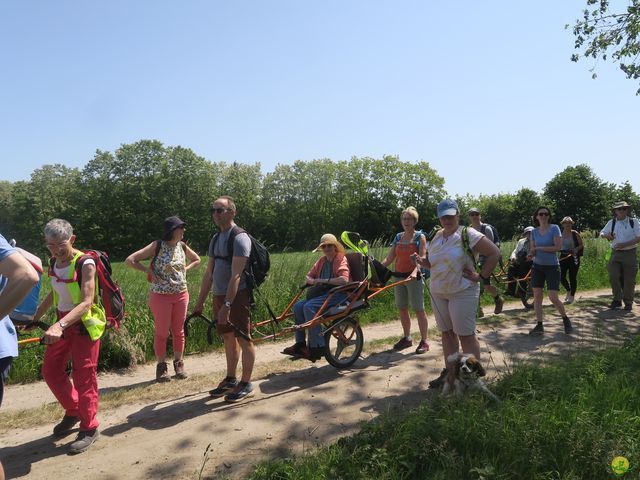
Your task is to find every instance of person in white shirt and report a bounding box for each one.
[414,199,500,389]
[600,201,640,310]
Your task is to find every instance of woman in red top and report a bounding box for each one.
[282,234,351,361]
[382,207,429,354]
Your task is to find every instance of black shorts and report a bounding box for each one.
[531,264,561,291]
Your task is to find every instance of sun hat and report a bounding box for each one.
[612,201,630,210]
[523,226,534,234]
[313,233,345,253]
[468,207,480,214]
[436,199,459,218]
[162,216,186,240]
[560,216,574,224]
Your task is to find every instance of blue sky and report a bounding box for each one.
[1,1,637,198]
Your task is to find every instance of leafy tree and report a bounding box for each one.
[9,165,82,253]
[570,0,640,94]
[81,140,218,257]
[0,181,14,237]
[612,180,640,217]
[543,164,609,230]
[511,188,543,233]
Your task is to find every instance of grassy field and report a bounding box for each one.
[10,237,615,384]
[246,334,640,480]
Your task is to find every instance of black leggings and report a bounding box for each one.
[559,254,580,295]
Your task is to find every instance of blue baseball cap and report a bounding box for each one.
[436,198,459,218]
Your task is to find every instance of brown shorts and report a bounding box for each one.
[214,289,252,339]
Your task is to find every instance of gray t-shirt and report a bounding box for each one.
[207,225,252,295]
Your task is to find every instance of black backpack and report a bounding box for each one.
[211,226,270,289]
[611,217,635,233]
[480,223,501,247]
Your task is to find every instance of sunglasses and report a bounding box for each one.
[320,244,334,249]
[210,207,232,214]
[614,207,628,211]
[537,212,550,217]
[468,212,480,217]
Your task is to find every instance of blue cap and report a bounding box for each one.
[436,198,458,218]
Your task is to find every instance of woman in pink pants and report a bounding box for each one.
[126,216,201,382]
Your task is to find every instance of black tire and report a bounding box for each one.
[323,316,363,369]
[184,313,216,345]
[520,282,533,309]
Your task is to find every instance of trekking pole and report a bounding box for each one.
[18,337,43,346]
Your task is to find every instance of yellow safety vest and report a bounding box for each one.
[51,251,106,341]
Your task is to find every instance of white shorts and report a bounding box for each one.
[429,283,480,336]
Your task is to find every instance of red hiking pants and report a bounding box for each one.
[42,314,100,431]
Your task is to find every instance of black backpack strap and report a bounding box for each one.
[611,218,616,234]
[213,225,243,262]
[227,226,244,260]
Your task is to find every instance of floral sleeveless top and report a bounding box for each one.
[150,241,188,294]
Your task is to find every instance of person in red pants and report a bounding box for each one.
[33,219,101,454]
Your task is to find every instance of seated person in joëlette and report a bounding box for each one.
[282,234,351,361]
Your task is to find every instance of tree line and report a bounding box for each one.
[1,140,637,259]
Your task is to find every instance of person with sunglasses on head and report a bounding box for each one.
[467,208,504,315]
[527,207,572,335]
[282,233,351,361]
[125,216,201,382]
[600,201,640,311]
[381,206,429,354]
[193,196,257,403]
[32,219,103,453]
[414,199,500,390]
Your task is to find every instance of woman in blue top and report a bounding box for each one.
[527,206,572,335]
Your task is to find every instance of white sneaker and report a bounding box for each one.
[565,295,574,304]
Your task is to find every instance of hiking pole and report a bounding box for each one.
[18,337,44,346]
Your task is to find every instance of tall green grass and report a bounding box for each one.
[248,336,640,480]
[9,237,616,383]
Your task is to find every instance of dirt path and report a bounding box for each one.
[1,289,638,480]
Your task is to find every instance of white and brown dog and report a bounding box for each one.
[441,352,500,403]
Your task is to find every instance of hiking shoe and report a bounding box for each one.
[173,359,188,380]
[624,303,633,311]
[609,300,622,310]
[224,381,254,403]
[156,362,171,383]
[563,317,573,334]
[477,307,484,318]
[53,415,79,437]
[565,295,575,304]
[69,429,99,454]
[308,346,325,362]
[415,340,429,354]
[209,376,239,398]
[282,342,306,356]
[393,337,413,351]
[493,295,504,314]
[428,368,448,389]
[529,323,544,336]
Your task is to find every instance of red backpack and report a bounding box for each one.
[49,250,125,330]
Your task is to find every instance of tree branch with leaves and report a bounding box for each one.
[569,0,640,94]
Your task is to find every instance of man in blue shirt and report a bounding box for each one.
[0,234,39,479]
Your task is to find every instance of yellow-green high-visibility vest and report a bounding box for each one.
[50,251,106,341]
